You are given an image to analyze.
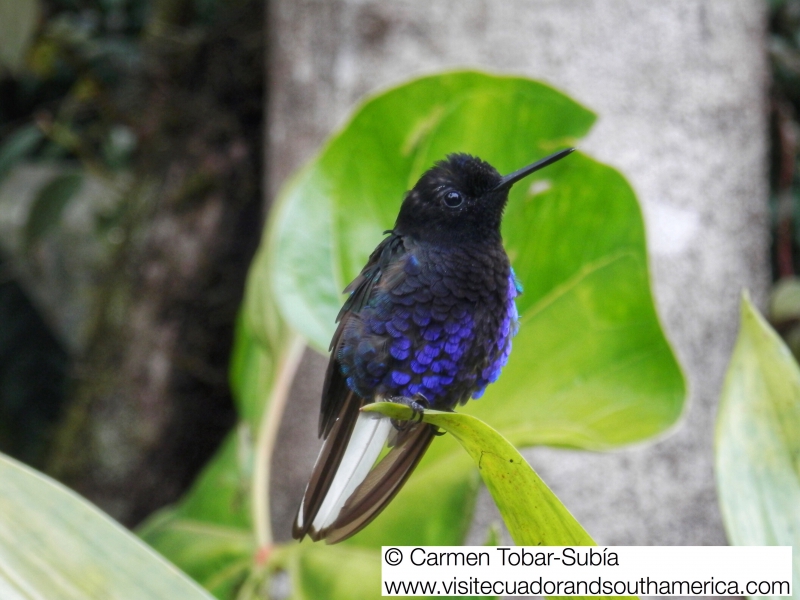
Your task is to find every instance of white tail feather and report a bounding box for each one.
[310,413,392,533]
[296,497,305,530]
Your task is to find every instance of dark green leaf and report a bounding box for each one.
[0,124,43,183]
[25,170,83,249]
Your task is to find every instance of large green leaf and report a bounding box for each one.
[265,71,683,548]
[0,452,214,600]
[270,70,683,453]
[716,294,800,599]
[269,72,594,350]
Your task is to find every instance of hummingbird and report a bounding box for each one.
[292,148,575,544]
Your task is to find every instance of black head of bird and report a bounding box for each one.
[395,148,575,245]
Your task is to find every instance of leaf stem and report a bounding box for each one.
[253,333,306,547]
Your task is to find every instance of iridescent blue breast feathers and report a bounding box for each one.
[335,233,519,409]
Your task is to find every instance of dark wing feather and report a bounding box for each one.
[338,232,404,318]
[295,232,407,541]
[319,422,437,544]
[319,232,406,438]
[318,336,352,438]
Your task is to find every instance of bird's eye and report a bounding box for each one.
[444,191,463,208]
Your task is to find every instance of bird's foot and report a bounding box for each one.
[389,393,428,431]
[432,405,455,435]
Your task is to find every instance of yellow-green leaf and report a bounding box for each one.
[363,403,592,546]
[716,294,800,599]
[364,403,636,600]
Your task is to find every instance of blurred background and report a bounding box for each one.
[0,0,262,525]
[0,0,793,555]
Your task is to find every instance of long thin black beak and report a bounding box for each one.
[494,147,575,191]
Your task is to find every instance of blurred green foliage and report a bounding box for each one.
[0,451,216,599]
[0,0,258,191]
[716,295,800,599]
[0,0,264,522]
[0,0,146,174]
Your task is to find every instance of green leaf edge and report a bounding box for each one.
[0,452,216,600]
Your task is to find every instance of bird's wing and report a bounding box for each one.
[294,232,411,542]
[319,233,406,438]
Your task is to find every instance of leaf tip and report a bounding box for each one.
[738,289,776,342]
[360,401,414,421]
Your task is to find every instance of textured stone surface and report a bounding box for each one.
[267,0,770,547]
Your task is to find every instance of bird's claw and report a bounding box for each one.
[389,393,428,431]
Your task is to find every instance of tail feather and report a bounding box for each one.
[321,423,436,544]
[292,390,361,540]
[310,413,393,536]
[293,394,436,544]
